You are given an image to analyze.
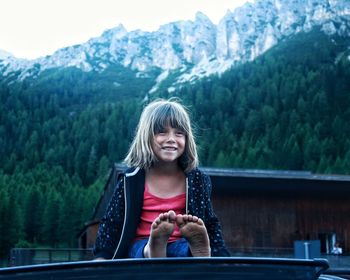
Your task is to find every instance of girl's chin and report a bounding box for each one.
[155,157,180,164]
[159,159,178,164]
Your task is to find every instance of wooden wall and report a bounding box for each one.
[212,193,350,253]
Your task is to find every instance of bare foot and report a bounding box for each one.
[144,210,176,258]
[176,214,211,257]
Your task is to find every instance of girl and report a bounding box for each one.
[93,99,230,259]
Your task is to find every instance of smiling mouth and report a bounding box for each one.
[162,147,177,151]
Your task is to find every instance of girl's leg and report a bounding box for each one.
[128,239,149,258]
[166,238,191,257]
[144,210,176,258]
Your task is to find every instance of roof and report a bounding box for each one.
[201,166,350,182]
[201,167,350,197]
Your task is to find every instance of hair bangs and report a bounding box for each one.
[152,104,189,134]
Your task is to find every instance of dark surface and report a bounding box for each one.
[322,269,350,280]
[0,257,332,280]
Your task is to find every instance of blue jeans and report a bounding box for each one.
[128,238,192,258]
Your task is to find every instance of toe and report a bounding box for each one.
[168,210,176,223]
[192,216,199,222]
[176,214,186,228]
[197,218,205,226]
[182,214,189,222]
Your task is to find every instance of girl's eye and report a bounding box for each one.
[176,131,185,136]
[157,130,168,136]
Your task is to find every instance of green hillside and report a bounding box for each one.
[168,28,350,172]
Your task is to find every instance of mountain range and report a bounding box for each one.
[1,0,350,94]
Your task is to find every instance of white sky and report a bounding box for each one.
[0,0,250,59]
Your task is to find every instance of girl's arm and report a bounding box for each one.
[93,177,125,259]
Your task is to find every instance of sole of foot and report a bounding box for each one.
[176,214,211,257]
[144,210,176,258]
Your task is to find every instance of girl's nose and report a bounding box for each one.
[166,132,176,142]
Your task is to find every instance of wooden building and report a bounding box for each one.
[79,164,350,255]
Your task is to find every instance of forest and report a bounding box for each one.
[1,28,350,260]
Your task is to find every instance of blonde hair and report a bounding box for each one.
[124,99,198,172]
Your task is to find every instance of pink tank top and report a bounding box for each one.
[135,183,186,242]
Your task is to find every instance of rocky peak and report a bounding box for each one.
[1,0,349,91]
[0,49,13,60]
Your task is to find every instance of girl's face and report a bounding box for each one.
[152,125,186,165]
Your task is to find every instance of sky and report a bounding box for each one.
[0,0,251,60]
